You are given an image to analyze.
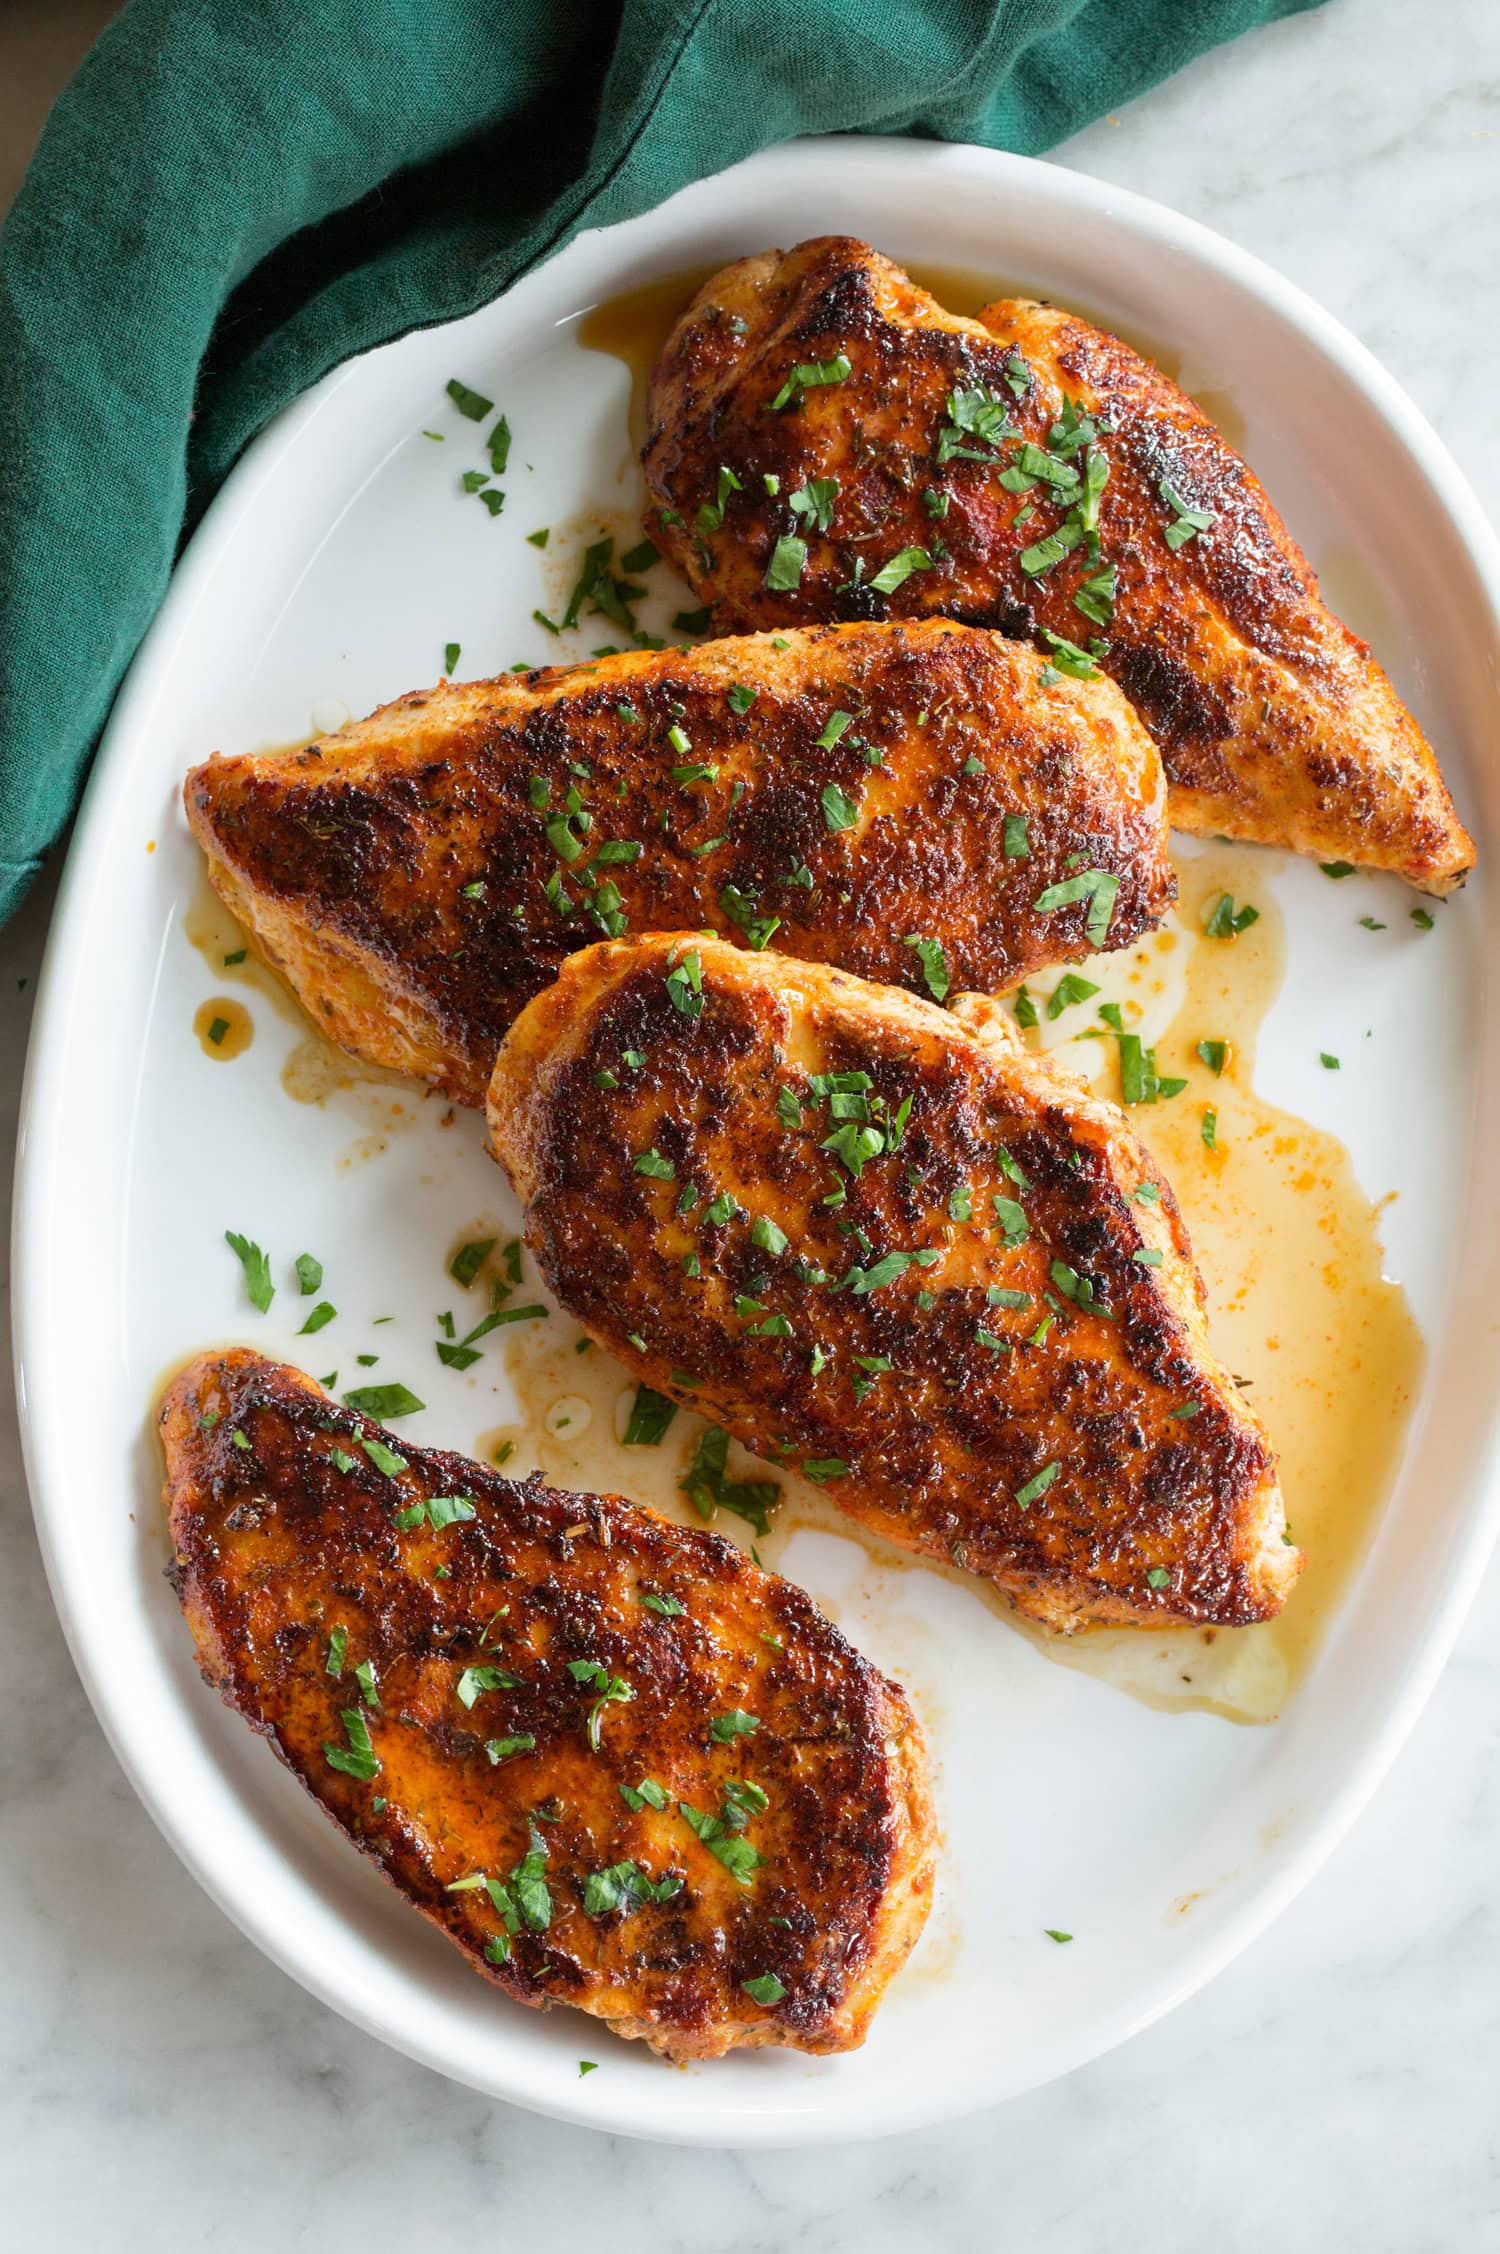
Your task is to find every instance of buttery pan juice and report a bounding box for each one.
[1016,844,1422,1720]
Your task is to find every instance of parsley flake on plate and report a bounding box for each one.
[225,1230,274,1312]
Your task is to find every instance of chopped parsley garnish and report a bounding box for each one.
[640,1591,686,1617]
[225,1230,274,1312]
[842,1247,941,1295]
[1036,627,1102,681]
[299,1300,336,1335]
[1043,1928,1073,1945]
[751,1214,789,1255]
[696,463,743,537]
[1047,972,1099,1020]
[801,1457,849,1483]
[680,1800,767,1885]
[1015,1462,1060,1509]
[720,882,781,950]
[359,1435,407,1477]
[997,1146,1030,1189]
[583,1859,682,1916]
[324,1707,379,1781]
[1013,984,1038,1030]
[764,534,807,591]
[450,1237,495,1288]
[903,933,950,1001]
[665,948,704,1019]
[342,1382,425,1418]
[394,1493,476,1532]
[526,527,549,548]
[1321,1052,1340,1070]
[1203,892,1259,939]
[326,1627,347,1676]
[1411,907,1435,931]
[445,377,493,421]
[869,546,933,595]
[205,1015,230,1046]
[936,382,1011,464]
[481,1824,553,1940]
[1113,1022,1185,1105]
[991,1193,1028,1246]
[769,353,852,411]
[742,1972,786,2006]
[1145,1567,1172,1590]
[620,1777,671,1813]
[1074,562,1117,628]
[1320,861,1355,879]
[1159,476,1216,549]
[485,1736,536,1763]
[632,1147,675,1179]
[567,1658,635,1749]
[1201,1108,1218,1149]
[623,1384,678,1446]
[1019,518,1084,577]
[456,1665,522,1709]
[682,1425,780,1536]
[1197,1039,1227,1075]
[789,476,839,533]
[710,1710,760,1743]
[1033,867,1119,948]
[821,781,859,832]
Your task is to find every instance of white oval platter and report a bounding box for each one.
[14,139,1500,2145]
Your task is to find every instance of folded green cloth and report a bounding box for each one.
[0,0,1321,922]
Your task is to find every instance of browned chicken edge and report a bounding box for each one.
[160,1348,936,2061]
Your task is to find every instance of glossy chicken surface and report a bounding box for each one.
[160,1350,934,2061]
[644,238,1473,894]
[488,938,1300,1632]
[185,620,1173,1106]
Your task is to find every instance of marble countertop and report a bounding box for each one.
[4,0,1499,2242]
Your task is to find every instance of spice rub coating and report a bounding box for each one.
[644,237,1472,894]
[184,619,1172,1105]
[160,1350,934,2061]
[488,936,1300,1632]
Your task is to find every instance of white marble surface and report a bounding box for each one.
[5,0,1500,2240]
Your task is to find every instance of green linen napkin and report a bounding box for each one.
[0,0,1322,921]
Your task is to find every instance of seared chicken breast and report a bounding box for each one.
[644,238,1472,894]
[488,937,1299,1632]
[160,1350,935,2061]
[185,621,1173,1106]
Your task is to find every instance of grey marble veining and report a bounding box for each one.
[4,0,1499,2241]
